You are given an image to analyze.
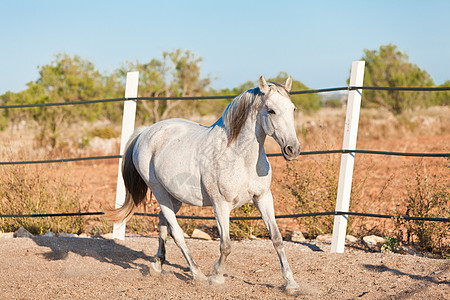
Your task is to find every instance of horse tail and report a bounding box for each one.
[106,127,148,223]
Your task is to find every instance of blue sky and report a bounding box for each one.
[1,0,449,95]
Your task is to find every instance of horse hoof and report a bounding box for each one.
[210,275,225,285]
[285,282,318,296]
[193,272,208,282]
[284,281,301,295]
[150,262,162,274]
[285,287,301,296]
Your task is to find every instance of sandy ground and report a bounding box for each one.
[0,236,448,299]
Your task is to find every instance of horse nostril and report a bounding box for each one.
[285,145,294,156]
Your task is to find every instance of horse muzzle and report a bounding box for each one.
[282,143,301,161]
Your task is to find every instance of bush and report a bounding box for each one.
[322,99,343,108]
[88,127,120,139]
[0,166,85,235]
[284,156,365,238]
[395,165,449,257]
[230,203,267,239]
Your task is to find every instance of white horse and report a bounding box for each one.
[108,76,302,292]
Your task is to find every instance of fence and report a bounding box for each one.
[1,62,449,253]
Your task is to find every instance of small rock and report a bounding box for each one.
[191,229,212,240]
[316,234,332,243]
[78,233,89,238]
[290,231,306,242]
[101,233,114,239]
[42,232,56,238]
[345,235,359,245]
[363,235,385,250]
[14,227,33,238]
[249,234,259,240]
[0,232,14,239]
[398,245,423,257]
[57,232,78,238]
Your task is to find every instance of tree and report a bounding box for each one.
[119,49,211,123]
[434,81,450,106]
[268,72,320,113]
[359,44,434,114]
[33,54,123,148]
[200,80,256,117]
[0,54,122,148]
[202,73,320,118]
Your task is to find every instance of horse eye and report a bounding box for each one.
[268,109,276,114]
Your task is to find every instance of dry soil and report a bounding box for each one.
[0,235,448,299]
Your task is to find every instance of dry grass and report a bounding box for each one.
[394,163,449,257]
[0,165,85,234]
[0,106,448,255]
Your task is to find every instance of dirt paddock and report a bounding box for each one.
[0,236,448,299]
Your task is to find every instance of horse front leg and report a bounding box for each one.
[254,191,300,293]
[211,203,232,285]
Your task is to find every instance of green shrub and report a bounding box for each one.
[230,203,267,239]
[88,127,120,139]
[381,235,399,253]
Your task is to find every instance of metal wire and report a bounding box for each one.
[0,155,122,165]
[0,212,105,218]
[351,86,450,92]
[0,211,448,222]
[2,149,448,165]
[1,85,449,224]
[267,149,450,158]
[1,85,449,109]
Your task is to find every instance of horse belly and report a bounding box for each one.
[163,170,210,207]
[153,147,211,207]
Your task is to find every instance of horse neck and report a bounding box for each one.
[213,89,267,159]
[227,111,267,158]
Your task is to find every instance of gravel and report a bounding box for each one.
[0,236,448,299]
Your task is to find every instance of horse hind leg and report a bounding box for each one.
[150,211,170,274]
[151,186,207,281]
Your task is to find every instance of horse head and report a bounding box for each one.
[259,76,301,161]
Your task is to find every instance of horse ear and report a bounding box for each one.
[259,76,270,94]
[283,76,292,92]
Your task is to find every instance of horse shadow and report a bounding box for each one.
[31,236,188,278]
[363,263,449,298]
[363,263,450,285]
[291,241,324,252]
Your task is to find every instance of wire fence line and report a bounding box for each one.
[1,84,448,224]
[1,149,449,166]
[0,210,448,222]
[0,155,122,165]
[1,85,449,109]
[136,211,450,222]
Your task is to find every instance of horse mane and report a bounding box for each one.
[223,82,290,146]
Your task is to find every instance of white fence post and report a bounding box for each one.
[112,71,139,240]
[331,61,365,253]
